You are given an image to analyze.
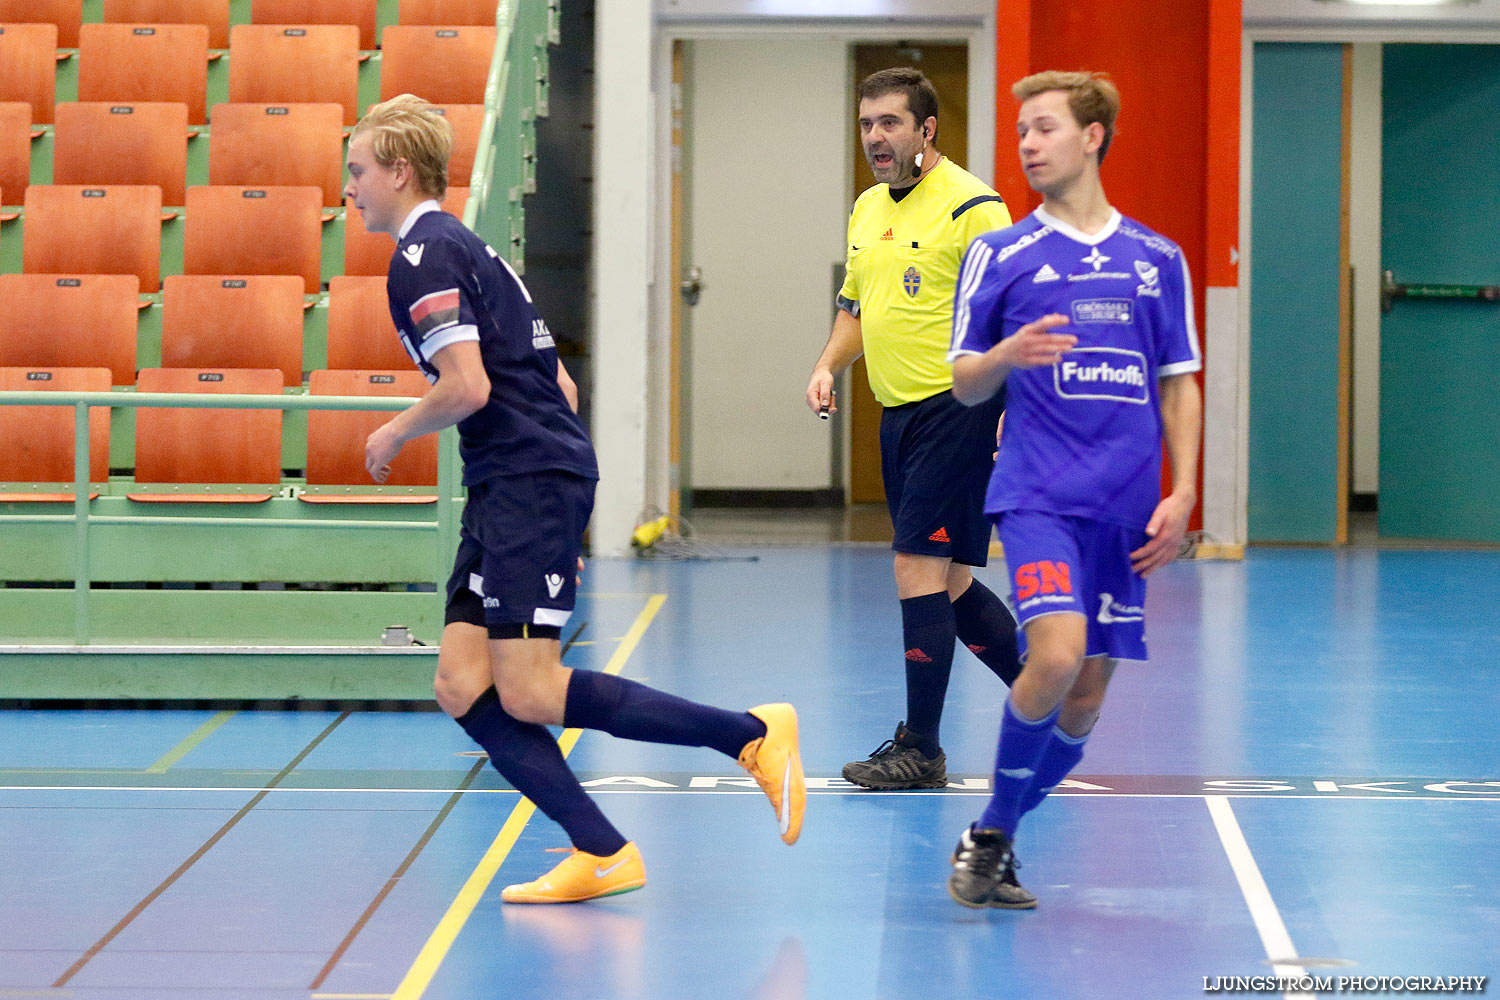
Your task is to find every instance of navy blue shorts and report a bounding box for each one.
[996,509,1149,663]
[444,470,594,639]
[880,389,1005,567]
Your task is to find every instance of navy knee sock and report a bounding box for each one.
[455,687,627,857]
[1019,725,1089,817]
[563,670,765,760]
[901,591,958,758]
[951,578,1022,687]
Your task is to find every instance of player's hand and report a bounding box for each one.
[993,412,1005,460]
[806,369,837,417]
[576,556,584,587]
[994,314,1076,370]
[1131,491,1195,576]
[365,423,403,483]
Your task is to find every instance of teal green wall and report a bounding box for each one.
[1380,45,1500,542]
[1249,43,1344,543]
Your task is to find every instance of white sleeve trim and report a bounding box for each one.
[419,323,480,361]
[1158,359,1202,377]
[946,348,985,362]
[950,240,995,356]
[1174,253,1203,368]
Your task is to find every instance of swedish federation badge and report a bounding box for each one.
[903,265,921,297]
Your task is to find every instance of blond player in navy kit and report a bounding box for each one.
[346,94,805,904]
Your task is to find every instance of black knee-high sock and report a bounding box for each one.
[563,670,766,760]
[455,687,627,857]
[901,591,957,758]
[951,578,1022,687]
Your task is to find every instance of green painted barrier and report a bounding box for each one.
[0,390,461,645]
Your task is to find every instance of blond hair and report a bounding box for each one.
[351,93,454,198]
[1012,71,1121,164]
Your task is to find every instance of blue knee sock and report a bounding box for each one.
[901,591,957,757]
[1019,725,1088,817]
[455,687,627,857]
[563,670,766,760]
[977,697,1061,837]
[951,578,1023,687]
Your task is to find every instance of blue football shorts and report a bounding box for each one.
[995,508,1149,662]
[445,470,594,639]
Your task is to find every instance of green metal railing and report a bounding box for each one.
[466,0,559,271]
[0,390,461,644]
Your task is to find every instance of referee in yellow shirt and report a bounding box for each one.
[806,68,1022,789]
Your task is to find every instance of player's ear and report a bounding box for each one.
[1083,121,1105,156]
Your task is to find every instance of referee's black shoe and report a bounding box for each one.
[841,723,947,790]
[947,824,1037,909]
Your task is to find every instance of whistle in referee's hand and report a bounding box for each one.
[819,390,836,419]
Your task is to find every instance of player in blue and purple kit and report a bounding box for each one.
[943,71,1203,908]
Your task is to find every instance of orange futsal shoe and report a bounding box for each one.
[500,842,646,904]
[738,703,806,845]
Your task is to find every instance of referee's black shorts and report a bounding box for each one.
[879,388,1006,567]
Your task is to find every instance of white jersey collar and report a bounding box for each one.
[1034,205,1121,246]
[398,199,443,241]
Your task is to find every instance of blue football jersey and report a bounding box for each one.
[385,202,597,486]
[948,207,1201,529]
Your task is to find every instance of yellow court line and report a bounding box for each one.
[145,710,237,774]
[390,594,668,1000]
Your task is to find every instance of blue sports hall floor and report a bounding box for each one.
[2,544,1497,999]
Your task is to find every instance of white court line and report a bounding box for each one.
[2,785,1498,801]
[1207,796,1314,1000]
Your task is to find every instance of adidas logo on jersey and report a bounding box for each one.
[401,243,425,267]
[880,228,895,241]
[1033,263,1060,283]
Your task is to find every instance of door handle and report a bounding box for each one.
[680,265,703,307]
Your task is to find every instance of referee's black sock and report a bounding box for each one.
[951,577,1022,687]
[455,686,627,858]
[563,670,766,760]
[901,591,957,759]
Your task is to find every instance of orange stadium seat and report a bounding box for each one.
[183,185,323,293]
[0,274,140,384]
[342,185,467,277]
[0,23,60,125]
[0,0,81,48]
[251,0,378,51]
[103,0,231,50]
[161,275,305,386]
[22,185,163,293]
[327,276,409,370]
[398,0,497,27]
[0,366,111,501]
[77,23,210,126]
[379,26,496,106]
[53,102,190,206]
[302,369,435,501]
[433,104,483,187]
[228,24,360,126]
[130,367,283,501]
[209,103,344,207]
[0,103,30,207]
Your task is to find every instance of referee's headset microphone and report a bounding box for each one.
[911,126,929,180]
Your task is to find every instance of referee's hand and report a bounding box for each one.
[806,370,837,417]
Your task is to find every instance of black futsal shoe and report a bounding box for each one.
[841,723,947,789]
[947,824,1037,909]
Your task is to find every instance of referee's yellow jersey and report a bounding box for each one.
[838,158,1011,406]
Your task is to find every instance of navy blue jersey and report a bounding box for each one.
[948,208,1201,530]
[385,203,597,485]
